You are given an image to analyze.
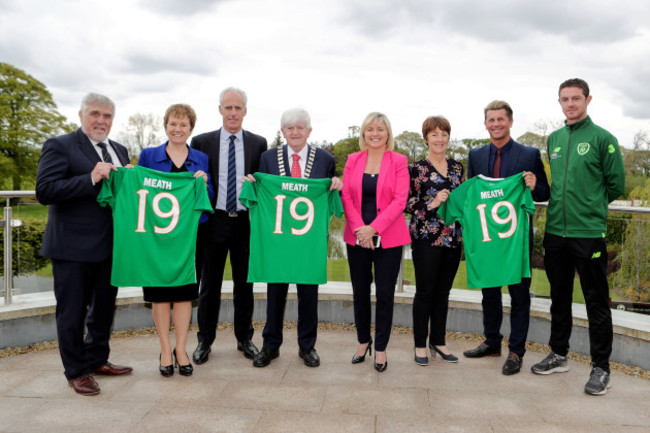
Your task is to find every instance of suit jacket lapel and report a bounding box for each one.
[108,139,129,166]
[377,151,391,202]
[504,142,522,177]
[477,146,490,177]
[354,152,368,206]
[76,129,102,165]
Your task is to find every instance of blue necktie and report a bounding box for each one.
[226,135,237,213]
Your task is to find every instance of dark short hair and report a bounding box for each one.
[164,104,197,131]
[484,100,513,121]
[422,116,451,140]
[559,78,590,98]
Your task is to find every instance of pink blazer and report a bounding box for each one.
[341,151,411,248]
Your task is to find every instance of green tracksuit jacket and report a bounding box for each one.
[545,116,625,238]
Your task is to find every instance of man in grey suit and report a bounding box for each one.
[190,87,267,364]
[36,93,133,396]
[462,100,550,375]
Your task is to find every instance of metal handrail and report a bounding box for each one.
[3,191,650,304]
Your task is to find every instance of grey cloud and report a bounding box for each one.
[121,52,216,76]
[340,0,649,44]
[616,67,650,119]
[139,0,227,16]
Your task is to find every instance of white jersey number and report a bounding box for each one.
[273,195,315,235]
[135,189,180,234]
[476,200,517,242]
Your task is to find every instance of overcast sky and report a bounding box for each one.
[1,0,649,149]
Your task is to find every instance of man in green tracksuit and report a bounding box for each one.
[531,78,625,396]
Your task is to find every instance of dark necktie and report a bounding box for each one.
[291,153,301,178]
[98,142,113,164]
[493,149,501,178]
[226,135,237,213]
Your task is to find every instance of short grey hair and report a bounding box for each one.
[281,108,311,129]
[80,93,115,114]
[219,87,248,107]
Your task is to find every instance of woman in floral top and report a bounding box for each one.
[406,116,464,366]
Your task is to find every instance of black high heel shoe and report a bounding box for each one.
[429,344,458,363]
[351,339,372,364]
[159,353,173,377]
[173,348,194,376]
[414,347,429,366]
[374,352,388,372]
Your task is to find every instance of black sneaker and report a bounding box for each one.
[584,367,611,396]
[530,352,569,375]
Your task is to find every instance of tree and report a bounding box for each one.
[394,131,426,163]
[0,62,74,190]
[331,126,360,177]
[623,130,650,176]
[614,179,650,302]
[271,130,283,148]
[118,112,163,160]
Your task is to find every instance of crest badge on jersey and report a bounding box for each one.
[577,142,590,155]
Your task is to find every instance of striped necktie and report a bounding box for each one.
[226,135,237,213]
[98,142,113,164]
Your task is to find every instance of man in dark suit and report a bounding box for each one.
[36,93,133,396]
[248,108,342,368]
[463,100,550,375]
[190,87,267,364]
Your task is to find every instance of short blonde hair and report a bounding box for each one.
[359,112,394,151]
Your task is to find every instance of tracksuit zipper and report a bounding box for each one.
[561,129,572,237]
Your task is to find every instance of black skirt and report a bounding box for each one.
[143,283,199,303]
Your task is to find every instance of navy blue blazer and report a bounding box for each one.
[138,142,214,223]
[467,139,550,202]
[36,128,130,262]
[258,145,335,179]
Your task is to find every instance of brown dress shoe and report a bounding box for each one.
[68,375,100,396]
[92,362,133,376]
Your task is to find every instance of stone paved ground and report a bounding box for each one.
[0,328,649,433]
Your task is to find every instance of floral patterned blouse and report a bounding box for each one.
[406,157,464,248]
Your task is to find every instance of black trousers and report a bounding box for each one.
[481,278,531,357]
[411,241,461,347]
[197,212,254,345]
[261,283,318,351]
[51,258,117,380]
[543,233,612,371]
[347,244,403,352]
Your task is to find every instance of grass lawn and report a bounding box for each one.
[10,203,48,220]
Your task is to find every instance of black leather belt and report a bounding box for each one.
[215,209,248,218]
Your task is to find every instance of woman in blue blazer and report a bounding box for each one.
[138,104,212,377]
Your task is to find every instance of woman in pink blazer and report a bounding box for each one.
[341,112,410,372]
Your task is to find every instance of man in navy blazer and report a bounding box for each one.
[463,100,550,375]
[190,87,267,364]
[36,93,133,396]
[249,108,342,368]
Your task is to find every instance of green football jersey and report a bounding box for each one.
[97,166,213,287]
[438,173,535,289]
[239,172,343,285]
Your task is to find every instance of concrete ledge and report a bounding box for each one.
[2,282,649,369]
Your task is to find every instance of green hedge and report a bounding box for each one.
[0,218,49,276]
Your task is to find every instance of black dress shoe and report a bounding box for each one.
[463,342,501,358]
[159,353,173,377]
[193,342,211,364]
[237,340,260,360]
[253,347,279,368]
[502,352,522,375]
[173,349,193,376]
[299,348,320,367]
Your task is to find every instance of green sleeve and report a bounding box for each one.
[194,176,214,213]
[329,189,344,218]
[438,181,465,226]
[601,134,626,203]
[96,167,125,209]
[239,177,258,209]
